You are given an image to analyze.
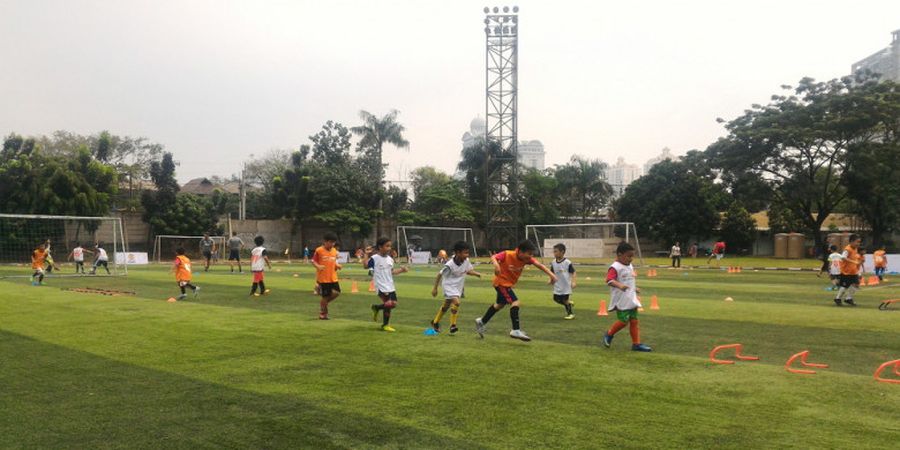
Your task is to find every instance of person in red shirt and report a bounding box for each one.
[706,241,726,266]
[474,240,557,342]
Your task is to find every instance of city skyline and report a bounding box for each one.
[1,1,898,183]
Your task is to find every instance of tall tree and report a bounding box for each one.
[408,167,474,224]
[614,160,720,245]
[520,168,560,225]
[707,75,891,248]
[719,201,758,253]
[554,156,613,221]
[350,110,409,237]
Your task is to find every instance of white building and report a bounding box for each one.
[605,157,642,197]
[852,29,900,82]
[643,147,676,175]
[461,117,546,171]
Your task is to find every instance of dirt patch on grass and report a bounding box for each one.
[65,287,136,297]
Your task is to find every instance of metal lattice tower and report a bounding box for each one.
[483,6,520,249]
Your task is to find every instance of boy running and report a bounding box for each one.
[68,242,92,274]
[706,240,725,266]
[874,245,888,282]
[550,243,577,320]
[827,245,842,290]
[199,233,216,272]
[474,240,558,342]
[173,247,200,300]
[249,235,272,297]
[430,241,482,335]
[227,232,244,273]
[834,234,863,307]
[365,237,409,332]
[312,232,343,320]
[602,242,652,352]
[91,243,110,274]
[31,243,47,286]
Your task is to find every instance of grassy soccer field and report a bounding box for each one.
[1,262,898,449]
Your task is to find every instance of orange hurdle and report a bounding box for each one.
[785,350,829,375]
[879,299,899,311]
[874,359,900,384]
[709,344,760,365]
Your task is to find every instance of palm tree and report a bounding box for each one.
[351,110,409,237]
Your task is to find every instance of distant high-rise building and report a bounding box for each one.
[605,157,642,197]
[461,117,546,171]
[643,147,676,175]
[852,29,900,82]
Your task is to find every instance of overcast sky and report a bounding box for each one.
[1,0,898,183]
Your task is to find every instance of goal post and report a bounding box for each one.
[0,213,127,278]
[153,235,227,264]
[524,222,644,265]
[396,226,478,264]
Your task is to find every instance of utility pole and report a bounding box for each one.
[239,162,246,221]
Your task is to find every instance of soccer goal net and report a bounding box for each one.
[0,213,127,278]
[525,222,644,265]
[396,226,478,264]
[152,235,227,264]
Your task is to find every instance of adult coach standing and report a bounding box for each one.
[199,233,217,272]
[227,232,244,273]
[670,241,682,268]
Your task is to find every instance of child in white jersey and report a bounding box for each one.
[827,245,842,291]
[249,235,272,297]
[68,242,92,274]
[365,237,409,332]
[602,242,652,352]
[550,243,577,320]
[430,241,482,335]
[91,243,110,274]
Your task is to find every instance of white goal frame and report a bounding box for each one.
[153,235,227,264]
[524,222,644,265]
[0,213,128,277]
[396,226,478,263]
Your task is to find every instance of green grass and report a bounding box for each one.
[1,262,898,448]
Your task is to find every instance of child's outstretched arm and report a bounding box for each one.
[466,270,483,278]
[532,261,559,284]
[431,271,443,297]
[392,266,409,275]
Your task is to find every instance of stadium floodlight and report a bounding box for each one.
[503,6,509,12]
[493,7,499,13]
[396,226,478,264]
[0,213,128,278]
[513,6,519,12]
[153,235,227,265]
[524,222,645,265]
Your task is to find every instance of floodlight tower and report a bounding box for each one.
[483,6,520,249]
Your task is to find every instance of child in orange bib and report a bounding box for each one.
[173,247,199,300]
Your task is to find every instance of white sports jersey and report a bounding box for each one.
[251,246,267,272]
[96,248,108,261]
[828,252,842,275]
[607,261,640,311]
[551,258,576,295]
[368,254,396,293]
[73,247,84,262]
[440,257,473,298]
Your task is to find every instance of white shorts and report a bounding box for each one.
[715,253,724,260]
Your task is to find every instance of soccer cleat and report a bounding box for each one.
[193,286,200,298]
[564,314,575,320]
[474,318,486,338]
[632,343,653,352]
[371,305,380,322]
[381,325,396,332]
[177,294,186,300]
[449,325,459,335]
[603,332,613,348]
[509,329,532,342]
[253,293,261,297]
[833,299,842,307]
[431,321,441,332]
[263,289,271,295]
[318,314,329,320]
[844,298,857,307]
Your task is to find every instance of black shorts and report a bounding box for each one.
[320,282,341,297]
[838,274,859,288]
[378,291,398,302]
[203,250,212,260]
[495,286,518,305]
[820,260,830,272]
[228,250,240,261]
[553,294,570,302]
[830,274,838,281]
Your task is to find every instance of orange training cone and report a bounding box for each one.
[351,280,359,293]
[634,270,639,277]
[650,295,660,310]
[368,280,376,292]
[860,277,867,286]
[736,266,742,273]
[870,275,879,285]
[597,300,608,316]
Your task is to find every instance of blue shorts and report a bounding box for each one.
[494,286,518,305]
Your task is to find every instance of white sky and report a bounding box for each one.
[1,0,898,183]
